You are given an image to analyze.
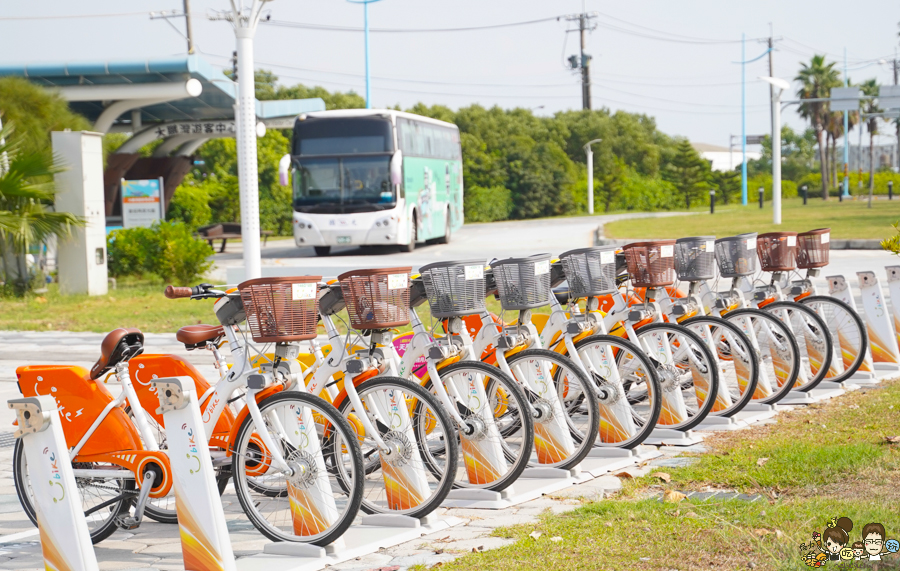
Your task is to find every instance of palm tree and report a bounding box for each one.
[0,122,83,293]
[859,79,881,193]
[796,55,842,199]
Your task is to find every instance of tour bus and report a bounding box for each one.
[278,109,464,256]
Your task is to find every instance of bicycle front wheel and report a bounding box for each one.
[628,322,720,431]
[574,334,662,449]
[762,301,833,392]
[681,316,759,417]
[231,391,364,545]
[505,348,600,471]
[334,376,458,518]
[799,295,868,384]
[422,361,534,492]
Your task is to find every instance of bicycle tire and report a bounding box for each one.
[723,307,801,405]
[762,301,833,392]
[420,360,534,492]
[681,315,759,417]
[13,439,133,544]
[505,348,600,470]
[334,376,459,518]
[231,391,364,545]
[627,322,720,431]
[573,334,663,449]
[799,295,868,384]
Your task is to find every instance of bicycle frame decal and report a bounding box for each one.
[284,403,339,536]
[858,272,900,364]
[828,276,875,373]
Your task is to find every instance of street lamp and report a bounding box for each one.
[347,0,383,109]
[212,0,273,280]
[584,139,602,215]
[760,76,790,225]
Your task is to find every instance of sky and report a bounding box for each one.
[2,0,899,148]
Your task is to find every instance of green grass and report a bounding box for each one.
[431,381,900,571]
[604,197,900,240]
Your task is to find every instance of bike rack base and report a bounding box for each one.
[578,445,661,477]
[778,386,845,405]
[243,515,463,571]
[692,415,748,432]
[642,428,704,446]
[441,467,583,509]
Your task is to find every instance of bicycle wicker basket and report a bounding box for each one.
[338,267,412,329]
[757,232,798,272]
[622,241,677,288]
[238,276,322,343]
[419,260,486,318]
[558,246,617,297]
[715,233,758,278]
[674,236,717,282]
[796,228,830,269]
[490,254,552,311]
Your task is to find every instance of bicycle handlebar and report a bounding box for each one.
[165,286,194,299]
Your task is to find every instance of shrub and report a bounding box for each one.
[167,182,212,231]
[747,174,798,201]
[464,185,513,222]
[108,221,213,284]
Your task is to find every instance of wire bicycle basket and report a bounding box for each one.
[338,267,412,330]
[490,254,552,311]
[796,228,830,269]
[238,276,322,343]
[558,246,617,298]
[622,241,677,288]
[419,260,487,318]
[757,232,798,272]
[715,233,758,278]
[674,236,717,282]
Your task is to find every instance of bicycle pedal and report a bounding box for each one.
[115,515,141,530]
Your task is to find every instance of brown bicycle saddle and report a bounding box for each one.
[90,328,145,380]
[176,324,225,349]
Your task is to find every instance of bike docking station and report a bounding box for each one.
[828,275,880,385]
[642,426,704,447]
[8,395,100,571]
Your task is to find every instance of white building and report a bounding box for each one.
[692,142,761,172]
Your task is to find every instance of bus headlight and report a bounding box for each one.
[374,217,392,228]
[295,219,314,230]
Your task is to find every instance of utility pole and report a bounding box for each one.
[767,27,775,156]
[894,52,899,170]
[183,0,195,54]
[564,8,597,110]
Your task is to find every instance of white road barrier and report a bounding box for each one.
[153,376,236,571]
[8,395,99,571]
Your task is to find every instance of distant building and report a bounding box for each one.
[692,142,761,172]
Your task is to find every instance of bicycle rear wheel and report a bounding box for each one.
[762,301,833,392]
[681,316,759,417]
[231,391,364,545]
[627,322,719,431]
[505,348,600,470]
[421,361,533,492]
[574,334,662,449]
[723,308,801,405]
[799,295,868,384]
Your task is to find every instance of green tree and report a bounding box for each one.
[0,77,90,156]
[664,139,711,208]
[748,126,817,182]
[0,124,84,293]
[710,169,741,205]
[796,55,842,199]
[859,78,882,192]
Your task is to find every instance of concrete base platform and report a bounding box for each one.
[440,468,582,509]
[579,445,661,477]
[693,408,779,432]
[240,514,463,571]
[778,386,845,405]
[642,427,704,446]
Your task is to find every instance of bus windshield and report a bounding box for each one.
[293,117,394,156]
[292,156,394,214]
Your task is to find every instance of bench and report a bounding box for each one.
[196,223,273,253]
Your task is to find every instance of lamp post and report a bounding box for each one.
[212,0,272,280]
[760,76,790,225]
[584,139,602,215]
[347,0,383,109]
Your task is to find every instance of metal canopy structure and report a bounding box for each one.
[0,55,325,218]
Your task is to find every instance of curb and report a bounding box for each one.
[595,227,884,250]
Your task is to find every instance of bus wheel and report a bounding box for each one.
[314,246,331,256]
[400,217,416,253]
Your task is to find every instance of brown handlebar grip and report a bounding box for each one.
[165,286,193,299]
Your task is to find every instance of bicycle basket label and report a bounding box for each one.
[821,232,830,244]
[292,282,317,300]
[660,245,674,258]
[747,238,757,249]
[706,240,715,251]
[388,274,409,290]
[600,250,615,264]
[787,235,797,247]
[465,265,484,280]
[534,260,550,276]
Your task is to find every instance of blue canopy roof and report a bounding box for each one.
[0,55,324,125]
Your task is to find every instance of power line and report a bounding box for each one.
[261,15,563,33]
[0,10,153,20]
